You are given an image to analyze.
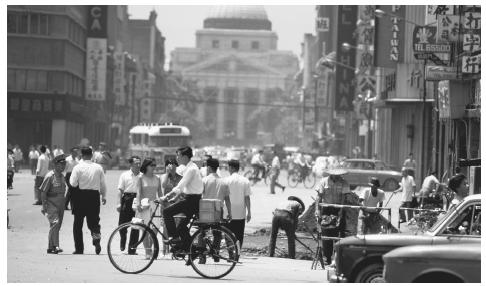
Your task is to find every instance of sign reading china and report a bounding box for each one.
[85,38,107,101]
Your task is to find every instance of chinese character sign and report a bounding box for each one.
[437,15,460,42]
[113,51,126,106]
[85,38,107,101]
[316,17,329,32]
[462,54,480,74]
[463,33,481,53]
[438,80,450,119]
[463,12,481,30]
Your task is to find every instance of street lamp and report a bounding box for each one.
[374,8,429,182]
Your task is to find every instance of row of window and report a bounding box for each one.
[8,68,84,97]
[212,39,260,50]
[8,11,86,47]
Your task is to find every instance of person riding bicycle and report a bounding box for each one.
[250,150,266,180]
[161,146,203,252]
[294,153,311,180]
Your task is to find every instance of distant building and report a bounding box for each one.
[170,5,299,145]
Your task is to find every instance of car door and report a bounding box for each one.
[432,202,481,245]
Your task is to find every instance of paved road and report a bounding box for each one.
[7,169,332,282]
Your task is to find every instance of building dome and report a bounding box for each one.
[204,5,272,30]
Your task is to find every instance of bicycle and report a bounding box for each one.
[107,200,240,279]
[244,164,271,186]
[287,167,316,189]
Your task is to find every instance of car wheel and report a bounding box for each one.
[354,263,385,283]
[382,179,398,192]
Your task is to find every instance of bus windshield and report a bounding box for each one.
[149,136,188,147]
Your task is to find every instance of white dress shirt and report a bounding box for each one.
[65,155,79,173]
[29,150,39,160]
[172,161,203,195]
[70,159,107,198]
[36,154,50,177]
[224,173,252,220]
[118,170,141,194]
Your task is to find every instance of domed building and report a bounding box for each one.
[170,5,299,145]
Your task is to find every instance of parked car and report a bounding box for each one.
[383,243,480,283]
[328,194,481,283]
[325,159,402,192]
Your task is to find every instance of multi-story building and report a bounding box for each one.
[7,5,88,152]
[170,5,299,146]
[126,10,167,123]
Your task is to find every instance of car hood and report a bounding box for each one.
[383,243,481,261]
[336,234,434,247]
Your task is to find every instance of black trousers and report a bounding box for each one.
[64,172,72,209]
[269,210,296,259]
[399,201,413,222]
[7,170,14,188]
[118,193,139,253]
[162,194,201,248]
[320,207,343,264]
[72,189,101,253]
[226,219,246,249]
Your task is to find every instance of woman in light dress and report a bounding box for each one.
[136,158,163,259]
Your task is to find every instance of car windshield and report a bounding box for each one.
[428,204,458,232]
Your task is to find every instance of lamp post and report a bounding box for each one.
[374,8,429,181]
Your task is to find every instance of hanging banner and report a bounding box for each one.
[437,80,450,119]
[87,6,108,38]
[462,54,481,74]
[355,5,375,96]
[316,17,330,32]
[335,5,357,111]
[437,15,460,43]
[463,33,481,53]
[113,51,126,106]
[85,38,107,101]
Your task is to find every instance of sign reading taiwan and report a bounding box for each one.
[85,38,107,101]
[335,5,357,111]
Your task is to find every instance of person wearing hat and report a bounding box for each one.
[268,196,305,259]
[314,168,350,265]
[359,177,385,234]
[394,167,417,223]
[69,147,107,255]
[93,142,111,173]
[40,154,67,254]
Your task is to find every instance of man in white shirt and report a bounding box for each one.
[224,159,252,249]
[202,158,232,219]
[394,168,416,223]
[250,150,266,180]
[13,145,23,173]
[29,145,40,175]
[53,145,64,157]
[34,145,50,205]
[418,171,440,206]
[69,147,107,255]
[161,146,203,250]
[402,152,416,178]
[93,142,111,173]
[117,156,141,254]
[64,147,79,210]
[359,177,385,234]
[270,151,285,194]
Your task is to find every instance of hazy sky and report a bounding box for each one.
[128,5,315,66]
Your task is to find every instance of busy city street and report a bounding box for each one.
[6,3,481,284]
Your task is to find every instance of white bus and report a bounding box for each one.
[128,123,191,172]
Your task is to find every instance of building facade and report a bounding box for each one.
[170,6,299,146]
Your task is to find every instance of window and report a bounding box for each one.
[26,70,37,91]
[212,40,219,49]
[232,40,239,49]
[15,70,26,90]
[131,134,142,145]
[39,14,48,35]
[251,41,259,50]
[30,14,39,34]
[441,204,481,236]
[7,69,15,90]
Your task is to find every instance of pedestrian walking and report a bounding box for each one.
[64,147,79,210]
[315,169,350,265]
[53,145,64,157]
[69,147,107,255]
[359,177,385,234]
[116,156,141,254]
[394,167,417,223]
[13,145,23,173]
[34,146,50,205]
[269,151,285,194]
[7,149,15,189]
[135,158,163,259]
[402,152,416,178]
[161,146,203,251]
[40,154,67,254]
[28,145,40,175]
[268,196,304,259]
[159,158,182,254]
[224,159,251,249]
[93,142,111,173]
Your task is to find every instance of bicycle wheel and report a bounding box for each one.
[189,225,238,279]
[243,170,256,186]
[287,171,299,188]
[107,222,159,274]
[303,173,316,189]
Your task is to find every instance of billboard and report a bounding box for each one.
[374,5,405,68]
[335,6,357,111]
[85,38,107,101]
[87,6,108,38]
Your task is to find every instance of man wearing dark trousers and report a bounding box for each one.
[69,147,107,255]
[161,146,203,251]
[269,196,305,259]
[116,156,141,254]
[64,147,79,210]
